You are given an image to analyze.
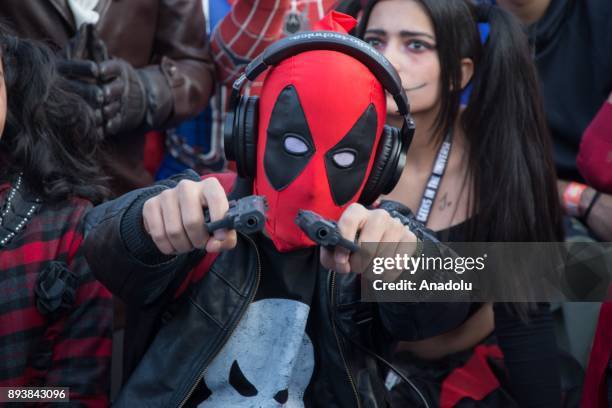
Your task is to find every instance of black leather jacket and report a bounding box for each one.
[83,171,470,407]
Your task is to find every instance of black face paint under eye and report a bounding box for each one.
[325,104,378,205]
[264,85,315,191]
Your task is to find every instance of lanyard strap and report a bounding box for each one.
[416,131,453,224]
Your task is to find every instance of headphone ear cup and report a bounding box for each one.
[359,125,403,205]
[241,96,259,177]
[227,96,259,178]
[223,108,238,162]
[380,125,407,194]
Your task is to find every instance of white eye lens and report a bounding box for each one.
[333,151,356,168]
[284,136,309,155]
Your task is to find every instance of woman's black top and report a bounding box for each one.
[434,221,562,408]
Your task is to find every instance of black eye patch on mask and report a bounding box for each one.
[325,104,378,205]
[264,85,315,191]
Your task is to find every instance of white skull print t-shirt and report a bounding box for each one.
[196,234,320,407]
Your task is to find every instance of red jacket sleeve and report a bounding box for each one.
[577,102,612,193]
[581,302,612,408]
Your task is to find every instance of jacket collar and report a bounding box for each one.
[47,0,111,32]
[48,0,76,31]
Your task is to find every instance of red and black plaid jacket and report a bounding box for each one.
[0,182,112,407]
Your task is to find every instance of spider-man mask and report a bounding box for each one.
[254,46,387,252]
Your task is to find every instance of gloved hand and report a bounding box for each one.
[62,23,108,61]
[57,57,148,138]
[58,24,150,138]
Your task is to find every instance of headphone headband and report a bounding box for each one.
[225,31,415,203]
[231,31,410,118]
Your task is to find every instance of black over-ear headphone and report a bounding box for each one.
[224,30,415,205]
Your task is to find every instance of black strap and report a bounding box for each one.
[329,286,430,408]
[341,323,430,408]
[416,131,453,224]
[582,191,601,223]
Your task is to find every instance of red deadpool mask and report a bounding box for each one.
[254,46,387,252]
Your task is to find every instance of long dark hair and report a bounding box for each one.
[357,0,563,242]
[0,26,108,203]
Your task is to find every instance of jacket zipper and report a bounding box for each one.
[177,233,262,407]
[330,271,361,408]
